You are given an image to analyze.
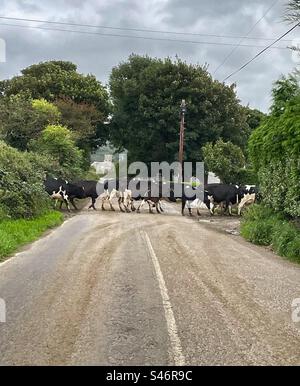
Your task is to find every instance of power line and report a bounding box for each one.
[214,0,279,75]
[0,15,294,42]
[0,21,289,49]
[223,21,300,82]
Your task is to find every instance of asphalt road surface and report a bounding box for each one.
[0,203,300,365]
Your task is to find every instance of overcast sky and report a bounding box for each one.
[0,0,298,112]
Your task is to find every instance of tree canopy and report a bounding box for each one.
[284,0,300,22]
[0,61,111,154]
[0,95,61,151]
[0,61,110,112]
[202,139,245,184]
[109,55,250,164]
[29,124,84,179]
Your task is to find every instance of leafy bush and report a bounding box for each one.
[0,95,61,151]
[0,141,50,219]
[29,124,84,180]
[258,159,300,217]
[202,139,245,183]
[248,73,300,218]
[241,204,300,262]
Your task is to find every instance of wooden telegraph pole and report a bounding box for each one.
[179,99,186,181]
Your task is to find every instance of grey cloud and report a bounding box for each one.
[0,0,298,112]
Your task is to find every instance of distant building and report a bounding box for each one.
[91,154,114,175]
[208,172,220,184]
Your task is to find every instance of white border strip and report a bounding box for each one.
[142,230,185,366]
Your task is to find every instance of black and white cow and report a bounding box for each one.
[136,181,165,214]
[205,184,259,216]
[44,176,85,211]
[74,180,100,210]
[237,185,259,215]
[99,179,134,212]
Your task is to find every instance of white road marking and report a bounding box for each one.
[141,230,185,366]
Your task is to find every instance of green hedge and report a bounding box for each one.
[248,92,300,218]
[241,204,300,263]
[0,141,52,219]
[0,211,63,261]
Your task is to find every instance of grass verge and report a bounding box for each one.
[241,204,300,263]
[0,211,64,262]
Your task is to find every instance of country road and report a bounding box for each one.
[0,203,300,366]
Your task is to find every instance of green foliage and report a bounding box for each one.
[0,211,63,261]
[271,73,300,117]
[54,97,107,165]
[248,72,300,218]
[249,97,300,169]
[202,139,245,183]
[0,141,51,219]
[0,61,111,155]
[29,125,84,179]
[241,204,300,262]
[284,0,300,23]
[32,98,61,122]
[0,61,110,112]
[258,159,300,217]
[0,95,60,151]
[109,55,249,163]
[243,106,266,133]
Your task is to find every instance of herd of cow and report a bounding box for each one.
[44,176,258,217]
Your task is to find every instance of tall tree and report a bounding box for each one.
[109,55,249,164]
[202,140,245,184]
[0,61,111,147]
[0,95,61,151]
[284,0,300,22]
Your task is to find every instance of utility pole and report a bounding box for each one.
[179,99,186,181]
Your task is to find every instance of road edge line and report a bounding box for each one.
[141,230,186,366]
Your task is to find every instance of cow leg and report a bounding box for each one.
[123,195,131,213]
[159,200,164,213]
[101,197,106,211]
[91,197,97,210]
[88,197,97,210]
[186,200,193,216]
[108,199,115,211]
[64,199,71,212]
[181,199,186,216]
[148,201,154,214]
[227,201,232,216]
[137,200,145,213]
[209,201,215,215]
[108,190,116,211]
[70,198,78,210]
[118,196,125,213]
[131,200,136,212]
[155,202,161,214]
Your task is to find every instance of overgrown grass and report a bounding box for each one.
[241,204,300,263]
[0,211,64,261]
